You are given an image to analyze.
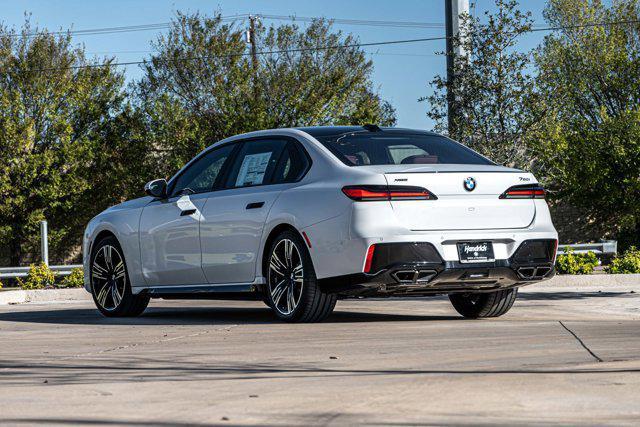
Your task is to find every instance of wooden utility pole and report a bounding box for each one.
[445,0,469,137]
[248,16,259,104]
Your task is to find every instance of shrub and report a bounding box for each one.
[18,263,57,290]
[606,247,640,274]
[555,249,599,275]
[60,268,85,288]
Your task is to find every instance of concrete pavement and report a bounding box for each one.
[0,283,639,426]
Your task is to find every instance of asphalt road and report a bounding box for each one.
[1,284,639,426]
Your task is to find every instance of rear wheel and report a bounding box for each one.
[265,230,336,322]
[90,236,149,317]
[449,288,518,318]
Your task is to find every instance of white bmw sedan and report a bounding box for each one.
[83,126,558,322]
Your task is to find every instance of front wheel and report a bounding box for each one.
[449,288,518,318]
[90,236,149,317]
[265,230,336,322]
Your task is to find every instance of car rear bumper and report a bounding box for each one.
[318,240,556,297]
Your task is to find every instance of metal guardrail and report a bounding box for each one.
[0,221,619,280]
[0,220,81,279]
[557,240,617,255]
[0,264,82,279]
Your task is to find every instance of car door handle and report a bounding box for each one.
[180,208,197,216]
[246,202,265,210]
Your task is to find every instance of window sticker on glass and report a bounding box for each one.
[235,152,273,186]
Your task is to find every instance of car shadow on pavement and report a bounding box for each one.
[0,306,461,325]
[518,291,637,301]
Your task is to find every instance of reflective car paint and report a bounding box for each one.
[139,194,208,286]
[83,127,558,294]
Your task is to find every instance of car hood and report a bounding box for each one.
[101,195,153,214]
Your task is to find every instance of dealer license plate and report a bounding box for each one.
[457,241,495,263]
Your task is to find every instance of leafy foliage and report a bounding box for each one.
[136,13,396,177]
[606,247,640,274]
[531,0,640,242]
[0,20,137,266]
[555,249,599,275]
[1,15,395,266]
[423,0,539,167]
[60,267,85,288]
[18,263,56,289]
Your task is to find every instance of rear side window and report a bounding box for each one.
[315,132,493,166]
[225,139,288,188]
[272,141,310,184]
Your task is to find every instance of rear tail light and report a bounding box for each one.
[342,185,437,201]
[499,184,545,199]
[363,244,376,273]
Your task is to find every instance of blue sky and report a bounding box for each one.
[3,0,549,129]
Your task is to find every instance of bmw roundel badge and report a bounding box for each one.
[463,177,476,192]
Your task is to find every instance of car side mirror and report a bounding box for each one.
[144,179,168,199]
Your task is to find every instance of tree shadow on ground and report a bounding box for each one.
[1,356,639,387]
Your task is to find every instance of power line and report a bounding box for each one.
[257,13,556,30]
[11,14,446,39]
[30,18,640,72]
[366,51,440,58]
[87,50,155,55]
[37,35,449,72]
[87,49,441,59]
[258,14,444,29]
[528,18,640,33]
[9,15,250,38]
[10,11,637,41]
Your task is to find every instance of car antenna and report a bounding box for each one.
[362,123,381,132]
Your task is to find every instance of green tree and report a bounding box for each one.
[532,0,640,243]
[423,0,539,168]
[135,12,396,178]
[0,21,137,265]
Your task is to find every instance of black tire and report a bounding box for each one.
[264,230,336,322]
[90,236,149,317]
[449,288,518,318]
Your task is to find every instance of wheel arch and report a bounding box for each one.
[260,223,311,278]
[86,229,121,290]
[84,218,145,290]
[91,230,118,255]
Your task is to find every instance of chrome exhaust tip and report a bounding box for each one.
[392,269,437,284]
[416,269,437,283]
[516,266,551,280]
[392,270,417,283]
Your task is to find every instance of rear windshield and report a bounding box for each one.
[313,132,493,166]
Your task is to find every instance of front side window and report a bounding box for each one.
[170,143,235,196]
[314,132,493,166]
[225,139,288,188]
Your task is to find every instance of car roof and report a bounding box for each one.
[296,126,441,138]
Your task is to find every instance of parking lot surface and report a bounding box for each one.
[1,283,639,426]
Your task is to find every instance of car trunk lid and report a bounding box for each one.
[375,164,537,231]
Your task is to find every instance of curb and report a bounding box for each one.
[0,288,90,305]
[532,273,640,289]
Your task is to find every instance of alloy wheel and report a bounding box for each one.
[91,245,127,311]
[268,239,304,315]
